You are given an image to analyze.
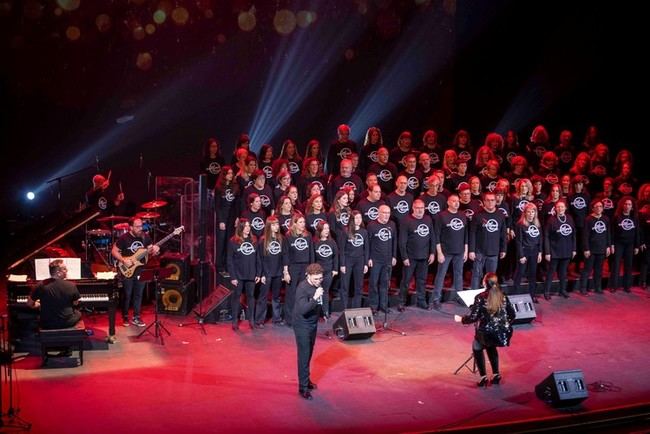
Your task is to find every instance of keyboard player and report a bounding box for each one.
[26,259,82,329]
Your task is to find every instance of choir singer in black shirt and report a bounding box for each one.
[294,263,325,400]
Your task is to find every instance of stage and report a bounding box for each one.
[6,287,650,433]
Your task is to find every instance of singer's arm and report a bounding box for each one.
[295,282,320,317]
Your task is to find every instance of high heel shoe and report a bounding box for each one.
[477,376,489,388]
[491,374,502,385]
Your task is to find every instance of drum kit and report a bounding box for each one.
[85,199,169,265]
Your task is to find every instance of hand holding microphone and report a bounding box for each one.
[313,286,324,304]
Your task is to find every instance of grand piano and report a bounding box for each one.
[7,278,119,338]
[4,206,118,340]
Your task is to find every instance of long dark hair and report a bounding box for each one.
[483,272,505,315]
[262,215,282,255]
[347,210,364,240]
[232,218,256,245]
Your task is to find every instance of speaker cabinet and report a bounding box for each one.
[509,294,537,324]
[332,308,376,340]
[160,252,191,283]
[158,280,196,315]
[535,369,588,407]
[198,284,233,323]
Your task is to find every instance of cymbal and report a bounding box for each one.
[136,211,160,219]
[113,222,130,231]
[141,199,168,209]
[97,215,130,223]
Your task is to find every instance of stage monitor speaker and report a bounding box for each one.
[198,284,233,323]
[535,369,588,407]
[158,279,196,316]
[160,252,191,283]
[332,308,376,340]
[509,294,537,324]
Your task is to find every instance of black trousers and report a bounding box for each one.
[42,310,82,330]
[257,276,283,323]
[231,279,255,325]
[513,250,539,297]
[399,258,428,305]
[294,330,316,392]
[340,256,365,309]
[609,242,634,291]
[578,253,605,292]
[472,338,499,377]
[544,257,570,296]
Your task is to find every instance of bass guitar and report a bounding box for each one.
[118,226,184,278]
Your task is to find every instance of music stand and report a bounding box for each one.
[453,288,484,376]
[136,267,174,345]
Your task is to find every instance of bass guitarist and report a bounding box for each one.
[111,217,160,327]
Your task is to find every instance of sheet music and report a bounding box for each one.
[34,258,82,280]
[456,288,485,307]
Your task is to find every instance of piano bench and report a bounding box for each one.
[39,320,87,367]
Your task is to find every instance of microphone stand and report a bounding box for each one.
[374,279,406,336]
[46,165,95,209]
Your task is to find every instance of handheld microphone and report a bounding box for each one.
[147,171,152,192]
[317,287,323,305]
[139,153,143,169]
[95,155,100,171]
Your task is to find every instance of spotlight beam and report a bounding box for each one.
[248,12,365,149]
[347,8,455,142]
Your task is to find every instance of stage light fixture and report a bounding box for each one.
[95,14,112,32]
[274,9,297,35]
[153,10,166,25]
[66,26,81,41]
[57,0,79,12]
[238,9,256,32]
[26,192,35,201]
[171,7,189,26]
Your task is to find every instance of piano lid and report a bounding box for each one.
[4,206,101,272]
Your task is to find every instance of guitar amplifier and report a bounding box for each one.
[160,252,191,284]
[158,280,196,315]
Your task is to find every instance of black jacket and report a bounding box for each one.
[462,290,516,347]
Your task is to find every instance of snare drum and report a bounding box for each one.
[87,229,112,249]
[113,222,130,238]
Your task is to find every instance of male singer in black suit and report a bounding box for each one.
[293,263,325,400]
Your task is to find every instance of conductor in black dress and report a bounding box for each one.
[293,263,325,400]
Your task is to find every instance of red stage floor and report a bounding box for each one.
[4,287,650,433]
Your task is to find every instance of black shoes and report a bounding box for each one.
[544,293,551,301]
[417,302,429,310]
[491,374,502,385]
[559,291,570,298]
[532,296,539,304]
[397,304,406,312]
[624,287,631,293]
[307,381,317,390]
[232,324,239,331]
[477,376,489,388]
[299,390,313,400]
